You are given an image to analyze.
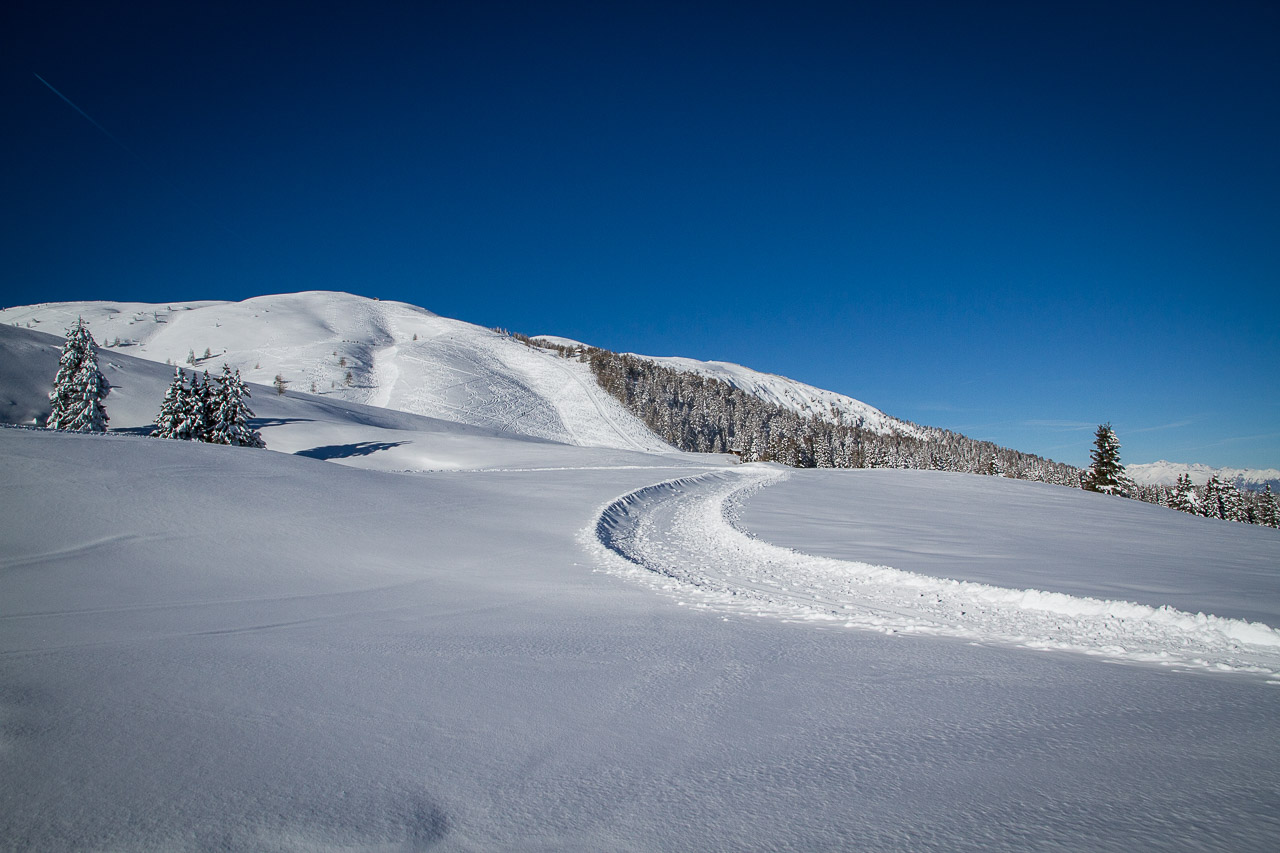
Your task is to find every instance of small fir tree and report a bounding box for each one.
[199,370,219,438]
[1167,473,1199,515]
[46,318,110,432]
[154,368,192,439]
[1257,485,1279,528]
[180,371,212,442]
[273,374,288,395]
[1208,473,1249,522]
[1200,475,1228,520]
[208,365,265,448]
[1083,423,1133,495]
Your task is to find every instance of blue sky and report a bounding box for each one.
[4,1,1277,469]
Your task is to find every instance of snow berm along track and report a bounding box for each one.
[589,466,1280,677]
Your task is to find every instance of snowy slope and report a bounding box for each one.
[6,301,1280,850]
[528,336,919,437]
[4,427,1280,851]
[4,292,918,448]
[0,323,695,474]
[595,468,1280,676]
[2,308,1280,845]
[0,293,670,453]
[635,354,920,437]
[1128,459,1280,492]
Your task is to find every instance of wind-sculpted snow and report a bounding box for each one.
[591,467,1280,677]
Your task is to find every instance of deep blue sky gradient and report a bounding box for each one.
[4,0,1277,468]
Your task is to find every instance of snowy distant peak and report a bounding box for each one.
[636,354,922,438]
[532,336,915,438]
[0,292,670,453]
[530,335,591,350]
[1127,460,1280,492]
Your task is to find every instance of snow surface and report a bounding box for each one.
[1128,459,1280,491]
[738,470,1280,626]
[593,468,1280,676]
[3,312,1280,850]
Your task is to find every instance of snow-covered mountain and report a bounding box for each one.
[1128,460,1280,492]
[0,292,668,453]
[3,292,917,451]
[533,337,919,437]
[632,354,922,437]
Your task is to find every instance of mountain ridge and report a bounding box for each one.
[1127,460,1280,492]
[0,292,667,453]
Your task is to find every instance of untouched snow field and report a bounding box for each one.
[737,470,1280,626]
[3,311,1280,850]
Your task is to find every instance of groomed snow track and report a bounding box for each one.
[589,467,1280,678]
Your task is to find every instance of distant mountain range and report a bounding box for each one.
[1127,461,1280,493]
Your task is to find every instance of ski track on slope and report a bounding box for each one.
[587,467,1280,679]
[539,350,651,452]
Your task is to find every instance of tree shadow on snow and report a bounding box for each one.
[294,441,410,460]
[249,417,314,428]
[111,425,157,437]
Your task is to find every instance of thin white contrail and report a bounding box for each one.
[33,73,138,158]
[33,72,253,247]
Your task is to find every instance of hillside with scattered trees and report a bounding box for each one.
[513,334,1278,529]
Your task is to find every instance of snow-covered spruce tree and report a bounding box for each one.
[1221,481,1247,522]
[1167,473,1199,515]
[1200,475,1247,522]
[1257,485,1279,528]
[208,365,265,448]
[154,368,192,439]
[1082,423,1133,496]
[178,371,213,442]
[46,317,109,432]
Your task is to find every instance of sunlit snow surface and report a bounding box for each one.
[3,313,1280,851]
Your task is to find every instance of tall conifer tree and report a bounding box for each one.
[1168,473,1199,514]
[1083,423,1133,495]
[154,368,191,439]
[208,365,265,448]
[46,317,109,432]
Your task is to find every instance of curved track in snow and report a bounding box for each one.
[588,467,1280,678]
